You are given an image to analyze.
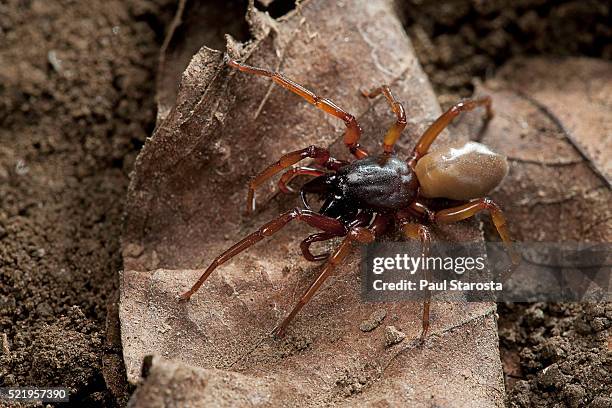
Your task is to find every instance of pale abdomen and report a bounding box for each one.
[414,141,508,200]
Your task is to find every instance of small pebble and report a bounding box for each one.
[2,333,10,355]
[359,309,386,332]
[15,159,29,176]
[123,243,144,258]
[384,326,406,347]
[47,50,63,72]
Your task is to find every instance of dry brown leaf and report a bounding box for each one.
[478,57,611,243]
[155,0,251,123]
[497,57,611,188]
[120,0,505,406]
[470,56,612,401]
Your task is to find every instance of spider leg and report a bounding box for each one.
[401,222,432,341]
[413,97,493,159]
[272,225,376,337]
[273,214,389,337]
[299,211,373,262]
[246,145,335,214]
[362,85,407,154]
[407,199,435,222]
[228,59,368,159]
[278,167,326,194]
[300,232,336,262]
[435,198,519,264]
[178,208,347,301]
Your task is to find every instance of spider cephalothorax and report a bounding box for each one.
[179,58,516,340]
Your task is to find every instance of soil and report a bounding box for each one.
[499,303,612,407]
[401,0,611,107]
[0,0,175,405]
[0,0,609,407]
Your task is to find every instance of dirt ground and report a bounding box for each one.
[0,0,174,405]
[0,0,609,407]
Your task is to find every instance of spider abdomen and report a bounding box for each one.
[333,155,419,212]
[414,141,508,200]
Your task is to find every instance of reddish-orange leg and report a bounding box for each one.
[228,59,368,159]
[300,232,336,262]
[273,214,389,337]
[403,197,516,339]
[246,145,333,214]
[434,198,518,264]
[409,197,516,262]
[178,208,347,301]
[408,200,435,222]
[362,85,407,154]
[278,167,326,194]
[300,211,373,262]
[401,222,432,340]
[412,97,493,160]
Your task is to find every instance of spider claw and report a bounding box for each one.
[177,291,192,302]
[271,325,286,338]
[418,326,429,345]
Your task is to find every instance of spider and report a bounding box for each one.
[179,57,516,340]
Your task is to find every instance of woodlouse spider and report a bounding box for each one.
[179,57,517,340]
